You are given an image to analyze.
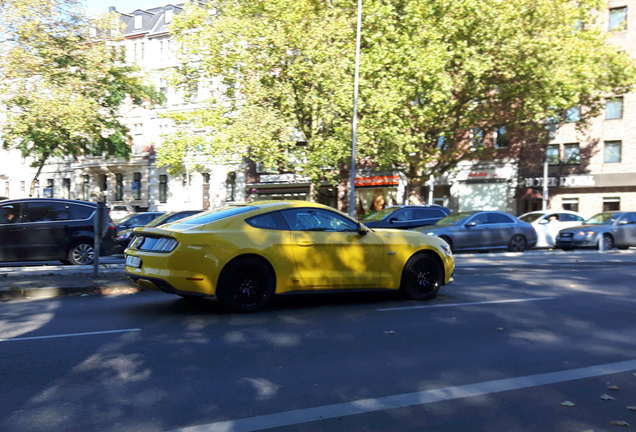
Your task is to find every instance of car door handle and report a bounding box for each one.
[296,241,315,247]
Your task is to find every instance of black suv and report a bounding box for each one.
[0,198,116,265]
[360,204,451,229]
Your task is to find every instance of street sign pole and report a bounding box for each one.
[348,0,363,218]
[93,201,108,278]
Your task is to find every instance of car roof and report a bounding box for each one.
[0,198,97,206]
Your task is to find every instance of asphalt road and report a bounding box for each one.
[1,254,635,432]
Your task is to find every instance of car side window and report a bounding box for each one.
[414,209,445,220]
[487,213,515,224]
[26,202,71,222]
[468,213,489,225]
[246,212,288,230]
[559,213,579,222]
[0,203,21,224]
[134,214,155,225]
[281,209,358,232]
[393,209,413,221]
[69,204,95,220]
[621,213,636,224]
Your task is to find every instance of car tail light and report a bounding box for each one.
[108,221,116,230]
[133,235,178,253]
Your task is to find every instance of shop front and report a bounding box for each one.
[354,171,407,219]
[453,163,517,213]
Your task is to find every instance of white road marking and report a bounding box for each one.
[0,328,141,342]
[167,359,636,432]
[376,297,555,312]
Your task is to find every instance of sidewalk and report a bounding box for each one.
[0,266,142,300]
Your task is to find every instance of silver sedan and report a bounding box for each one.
[414,211,538,253]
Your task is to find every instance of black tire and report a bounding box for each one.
[67,241,94,265]
[561,246,573,251]
[59,259,71,265]
[439,236,453,252]
[400,253,443,301]
[508,234,527,252]
[598,234,613,251]
[216,257,275,312]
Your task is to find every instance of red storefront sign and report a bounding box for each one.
[354,175,400,187]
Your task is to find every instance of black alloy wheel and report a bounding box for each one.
[216,257,275,313]
[508,234,527,252]
[68,242,94,265]
[400,253,443,301]
[598,234,614,251]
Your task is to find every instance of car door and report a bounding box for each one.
[412,208,447,228]
[459,212,491,249]
[487,212,517,247]
[22,201,74,260]
[387,209,414,229]
[615,213,636,247]
[281,208,384,287]
[0,202,25,261]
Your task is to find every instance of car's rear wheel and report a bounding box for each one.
[216,257,275,313]
[508,234,527,252]
[400,253,442,301]
[68,241,94,265]
[598,234,613,251]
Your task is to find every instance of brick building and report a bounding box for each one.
[516,0,636,217]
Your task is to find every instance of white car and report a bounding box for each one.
[109,205,133,223]
[519,210,587,248]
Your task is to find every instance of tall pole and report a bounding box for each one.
[348,0,363,218]
[542,153,549,210]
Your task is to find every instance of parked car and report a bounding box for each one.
[518,210,587,248]
[124,202,454,312]
[555,211,636,251]
[115,211,166,251]
[0,198,116,265]
[360,204,451,229]
[109,205,133,223]
[415,211,538,253]
[145,210,204,228]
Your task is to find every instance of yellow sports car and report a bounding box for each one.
[124,201,454,312]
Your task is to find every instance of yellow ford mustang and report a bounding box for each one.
[124,201,454,312]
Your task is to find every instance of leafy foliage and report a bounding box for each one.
[0,0,163,194]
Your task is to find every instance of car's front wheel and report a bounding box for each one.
[68,241,94,265]
[400,253,442,301]
[508,234,527,252]
[216,257,275,313]
[598,234,614,251]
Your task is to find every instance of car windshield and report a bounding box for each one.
[584,212,619,225]
[179,206,258,225]
[435,212,473,225]
[519,213,544,223]
[361,207,399,221]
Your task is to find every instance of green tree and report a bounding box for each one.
[162,0,636,204]
[160,0,358,201]
[356,0,636,201]
[0,0,163,196]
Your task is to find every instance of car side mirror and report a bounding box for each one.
[538,219,549,225]
[465,222,476,227]
[388,217,397,223]
[618,219,628,225]
[357,222,368,235]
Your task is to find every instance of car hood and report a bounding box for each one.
[559,224,607,234]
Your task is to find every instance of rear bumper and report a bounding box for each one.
[126,273,212,297]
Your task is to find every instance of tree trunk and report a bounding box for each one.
[308,182,320,203]
[407,163,425,204]
[29,154,50,197]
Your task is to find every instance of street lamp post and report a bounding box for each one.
[348,0,363,218]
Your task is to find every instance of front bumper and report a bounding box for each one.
[555,235,597,249]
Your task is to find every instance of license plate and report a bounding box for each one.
[125,255,142,268]
[559,238,572,243]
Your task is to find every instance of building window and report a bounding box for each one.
[62,178,71,199]
[494,126,509,148]
[115,173,124,201]
[605,141,622,163]
[562,198,579,212]
[159,175,168,203]
[133,172,142,200]
[609,7,627,31]
[226,172,236,202]
[100,174,107,192]
[165,8,173,23]
[20,181,25,198]
[470,127,484,148]
[202,173,210,184]
[134,14,143,30]
[546,144,560,165]
[565,106,581,123]
[46,179,54,198]
[83,175,90,201]
[564,143,580,165]
[606,97,623,119]
[603,197,620,212]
